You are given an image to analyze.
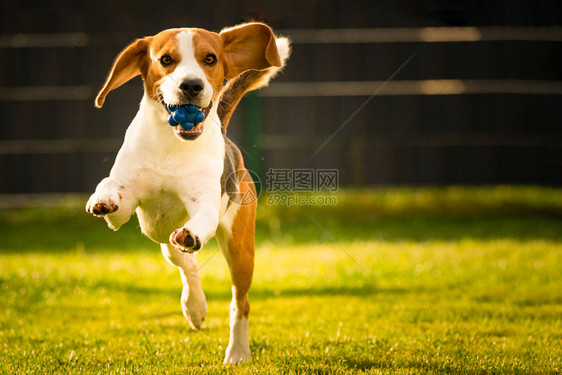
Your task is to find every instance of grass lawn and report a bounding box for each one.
[0,186,561,374]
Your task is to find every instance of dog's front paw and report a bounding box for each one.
[170,227,202,253]
[86,192,120,217]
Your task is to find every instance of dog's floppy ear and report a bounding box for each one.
[220,23,282,79]
[95,37,152,108]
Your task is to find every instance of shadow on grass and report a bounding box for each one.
[82,281,412,306]
[247,284,411,300]
[1,187,561,254]
[1,213,560,254]
[257,214,562,246]
[0,215,155,254]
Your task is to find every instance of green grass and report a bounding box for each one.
[0,186,561,374]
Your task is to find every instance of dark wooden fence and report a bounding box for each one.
[1,1,561,194]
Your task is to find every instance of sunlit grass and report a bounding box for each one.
[0,186,561,373]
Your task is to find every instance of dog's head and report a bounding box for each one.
[95,23,282,141]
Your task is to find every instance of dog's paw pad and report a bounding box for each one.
[88,202,119,216]
[170,228,201,253]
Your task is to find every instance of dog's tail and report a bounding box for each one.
[217,36,291,133]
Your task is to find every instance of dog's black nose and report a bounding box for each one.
[179,79,204,98]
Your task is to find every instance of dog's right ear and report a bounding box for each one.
[95,37,152,108]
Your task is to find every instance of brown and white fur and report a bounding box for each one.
[85,23,290,365]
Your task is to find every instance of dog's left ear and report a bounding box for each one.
[220,23,282,79]
[95,37,153,108]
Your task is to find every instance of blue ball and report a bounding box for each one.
[166,103,205,130]
[181,122,194,131]
[185,105,198,114]
[168,115,178,126]
[194,111,205,124]
[172,109,189,124]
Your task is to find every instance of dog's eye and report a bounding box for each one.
[160,55,173,66]
[204,54,217,65]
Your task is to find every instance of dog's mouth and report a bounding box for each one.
[161,97,212,141]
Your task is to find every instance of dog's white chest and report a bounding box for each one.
[110,100,226,244]
[136,191,190,243]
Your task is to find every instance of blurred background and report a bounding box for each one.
[0,0,561,195]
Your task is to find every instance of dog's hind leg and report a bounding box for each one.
[217,197,256,365]
[160,243,208,330]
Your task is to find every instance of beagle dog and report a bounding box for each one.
[86,23,290,365]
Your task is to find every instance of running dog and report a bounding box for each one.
[86,22,290,364]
